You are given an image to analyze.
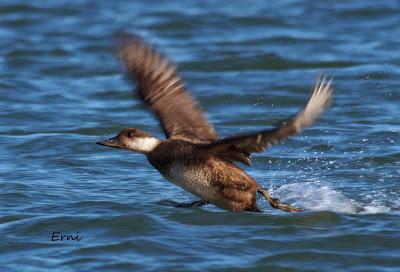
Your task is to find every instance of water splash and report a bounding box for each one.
[271,181,392,214]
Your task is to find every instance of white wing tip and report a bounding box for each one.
[297,73,334,127]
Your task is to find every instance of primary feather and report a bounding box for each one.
[203,75,333,165]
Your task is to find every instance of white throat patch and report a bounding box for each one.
[126,137,160,153]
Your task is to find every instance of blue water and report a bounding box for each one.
[1,1,400,271]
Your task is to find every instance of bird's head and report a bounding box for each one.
[96,128,160,154]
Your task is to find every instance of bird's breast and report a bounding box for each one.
[161,163,217,201]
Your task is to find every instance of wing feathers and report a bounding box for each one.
[203,75,333,165]
[118,34,218,143]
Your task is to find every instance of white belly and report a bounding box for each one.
[162,163,216,201]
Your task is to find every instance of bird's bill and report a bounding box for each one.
[96,136,124,149]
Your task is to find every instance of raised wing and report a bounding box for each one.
[118,34,218,144]
[202,76,333,165]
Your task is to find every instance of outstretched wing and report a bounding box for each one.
[202,76,333,165]
[118,34,218,144]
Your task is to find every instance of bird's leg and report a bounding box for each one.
[258,188,302,212]
[175,200,209,208]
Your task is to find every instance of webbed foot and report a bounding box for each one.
[258,188,302,212]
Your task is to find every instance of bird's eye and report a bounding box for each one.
[127,131,135,138]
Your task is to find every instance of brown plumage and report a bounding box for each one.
[97,33,334,213]
[202,76,333,166]
[119,34,218,144]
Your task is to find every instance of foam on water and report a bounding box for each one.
[271,181,392,214]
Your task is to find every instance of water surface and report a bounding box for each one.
[1,1,400,271]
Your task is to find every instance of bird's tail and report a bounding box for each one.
[257,188,302,212]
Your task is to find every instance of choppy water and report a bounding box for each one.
[1,1,400,271]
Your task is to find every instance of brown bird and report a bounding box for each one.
[97,34,333,212]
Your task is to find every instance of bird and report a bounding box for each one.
[97,33,333,213]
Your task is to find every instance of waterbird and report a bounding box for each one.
[97,34,333,212]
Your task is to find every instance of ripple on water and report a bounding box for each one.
[1,0,400,271]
